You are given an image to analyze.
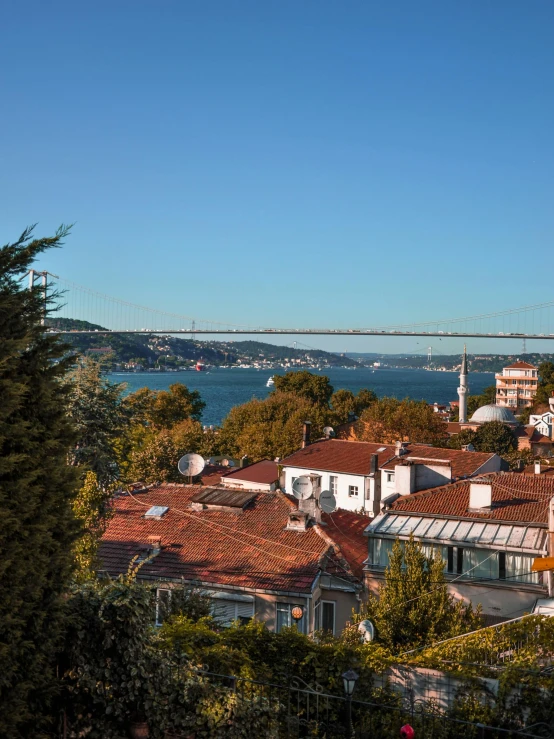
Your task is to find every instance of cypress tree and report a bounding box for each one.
[0,226,79,736]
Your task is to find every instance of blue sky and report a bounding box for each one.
[1,1,553,354]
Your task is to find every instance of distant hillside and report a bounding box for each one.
[46,319,358,369]
[349,352,554,373]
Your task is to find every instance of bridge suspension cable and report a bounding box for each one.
[46,274,554,339]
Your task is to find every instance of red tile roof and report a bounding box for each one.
[390,472,554,524]
[281,439,396,475]
[381,445,497,479]
[223,459,279,485]
[100,485,363,593]
[504,361,536,370]
[282,439,497,480]
[321,509,370,579]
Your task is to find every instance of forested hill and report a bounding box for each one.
[46,318,358,368]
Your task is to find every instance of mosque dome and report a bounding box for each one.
[469,404,518,425]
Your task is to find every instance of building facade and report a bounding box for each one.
[281,439,503,516]
[100,483,366,635]
[364,473,554,621]
[495,361,538,412]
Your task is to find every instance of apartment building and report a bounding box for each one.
[495,361,538,411]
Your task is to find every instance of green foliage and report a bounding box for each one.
[0,225,79,737]
[473,421,517,455]
[447,428,478,450]
[72,471,112,582]
[360,538,480,652]
[65,356,127,487]
[330,387,377,424]
[355,397,446,445]
[533,361,554,406]
[272,370,334,405]
[124,382,205,430]
[128,432,183,483]
[218,391,332,460]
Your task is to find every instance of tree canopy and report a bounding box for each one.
[124,382,205,429]
[0,226,79,736]
[218,391,332,461]
[362,537,480,651]
[66,356,127,488]
[272,370,334,405]
[354,397,446,445]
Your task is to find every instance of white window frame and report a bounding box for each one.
[314,599,336,635]
[348,485,359,497]
[276,602,306,633]
[329,475,338,495]
[386,472,395,484]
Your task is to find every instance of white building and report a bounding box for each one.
[529,396,554,440]
[281,439,504,516]
[365,473,554,621]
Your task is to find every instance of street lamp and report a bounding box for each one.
[291,605,304,625]
[342,669,359,737]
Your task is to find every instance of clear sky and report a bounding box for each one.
[1,1,553,354]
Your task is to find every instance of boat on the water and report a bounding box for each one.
[266,376,275,387]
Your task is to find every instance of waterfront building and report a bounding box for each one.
[495,360,538,412]
[365,472,554,622]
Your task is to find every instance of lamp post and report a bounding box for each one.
[291,605,304,630]
[342,669,359,737]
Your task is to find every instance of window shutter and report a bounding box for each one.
[211,600,237,626]
[236,601,254,621]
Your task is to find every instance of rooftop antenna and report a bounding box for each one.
[291,475,313,500]
[178,453,205,484]
[318,489,337,513]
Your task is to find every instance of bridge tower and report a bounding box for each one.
[458,345,469,423]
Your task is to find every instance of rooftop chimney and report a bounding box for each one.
[302,421,312,449]
[370,453,379,475]
[241,454,249,468]
[535,461,542,475]
[469,481,492,511]
[395,441,408,456]
[147,535,162,552]
[461,444,475,452]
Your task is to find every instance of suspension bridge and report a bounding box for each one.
[33,273,554,341]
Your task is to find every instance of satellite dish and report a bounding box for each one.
[318,490,337,513]
[178,453,205,478]
[292,475,313,500]
[358,619,375,643]
[323,426,336,438]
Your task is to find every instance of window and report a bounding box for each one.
[155,588,171,626]
[446,546,464,575]
[211,596,254,627]
[314,599,336,634]
[276,602,306,633]
[370,537,396,567]
[386,472,395,484]
[499,552,506,580]
[329,475,338,495]
[348,485,359,497]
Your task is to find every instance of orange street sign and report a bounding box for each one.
[532,557,554,572]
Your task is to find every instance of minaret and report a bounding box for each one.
[458,345,469,423]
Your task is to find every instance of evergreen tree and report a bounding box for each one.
[66,356,127,488]
[363,537,480,651]
[0,226,79,736]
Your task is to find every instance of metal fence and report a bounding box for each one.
[185,669,554,739]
